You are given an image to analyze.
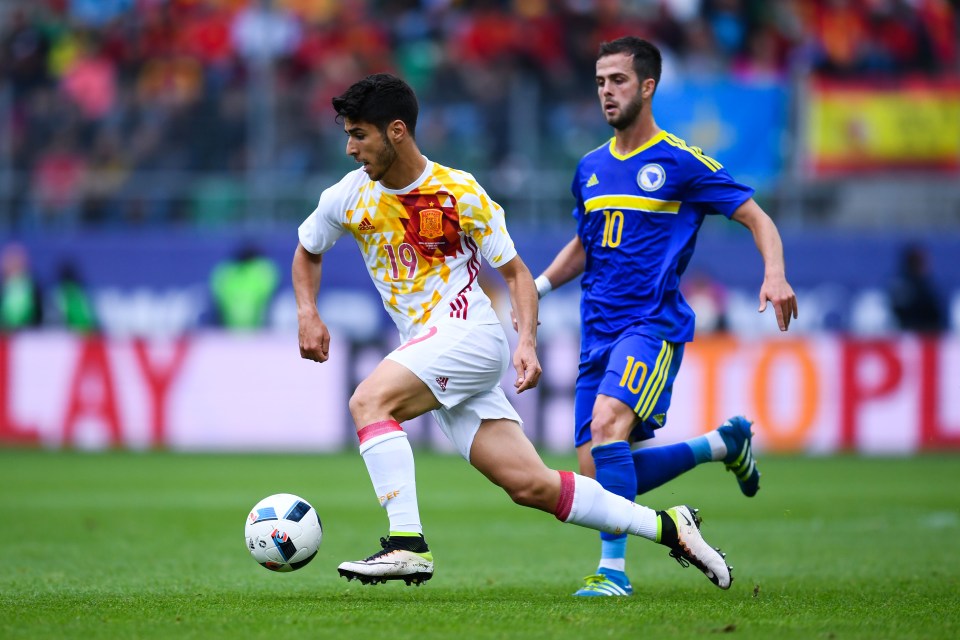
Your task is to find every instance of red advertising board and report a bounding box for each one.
[1,333,957,454]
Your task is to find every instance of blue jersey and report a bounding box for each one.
[571,130,754,349]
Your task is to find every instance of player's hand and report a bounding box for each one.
[298,314,331,362]
[758,276,798,331]
[512,341,542,393]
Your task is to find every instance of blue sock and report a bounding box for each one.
[688,434,714,464]
[592,441,636,550]
[632,442,697,494]
[600,537,627,572]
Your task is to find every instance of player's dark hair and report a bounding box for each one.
[332,73,419,138]
[598,36,662,92]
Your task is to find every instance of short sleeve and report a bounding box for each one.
[458,178,517,268]
[570,159,587,223]
[684,162,754,219]
[298,182,349,254]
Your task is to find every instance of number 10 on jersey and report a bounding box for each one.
[601,210,623,248]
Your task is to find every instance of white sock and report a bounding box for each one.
[359,425,422,535]
[706,430,728,461]
[555,471,658,541]
[598,557,626,572]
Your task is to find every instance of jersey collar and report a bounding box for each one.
[607,130,667,161]
[377,157,433,195]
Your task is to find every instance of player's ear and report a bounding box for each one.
[389,119,406,143]
[641,78,656,99]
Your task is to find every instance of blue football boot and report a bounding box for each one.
[718,416,761,497]
[572,567,633,597]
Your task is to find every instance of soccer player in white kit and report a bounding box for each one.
[292,73,733,589]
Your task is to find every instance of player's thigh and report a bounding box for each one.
[434,384,521,460]
[596,333,684,441]
[351,358,440,424]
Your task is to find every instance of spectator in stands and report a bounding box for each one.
[0,243,43,330]
[231,0,302,62]
[30,129,87,226]
[802,0,946,76]
[210,242,280,330]
[888,243,946,333]
[51,260,97,333]
[0,5,51,97]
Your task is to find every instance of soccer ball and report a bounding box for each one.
[244,493,323,572]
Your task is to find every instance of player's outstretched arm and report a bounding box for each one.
[731,199,799,332]
[292,243,331,362]
[497,255,542,392]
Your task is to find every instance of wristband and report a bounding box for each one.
[534,275,553,299]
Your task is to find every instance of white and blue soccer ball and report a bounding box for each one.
[245,493,323,572]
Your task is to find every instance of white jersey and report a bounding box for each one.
[298,159,517,342]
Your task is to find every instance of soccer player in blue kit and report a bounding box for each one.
[534,37,799,596]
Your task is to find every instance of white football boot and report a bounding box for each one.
[338,535,434,586]
[663,505,733,589]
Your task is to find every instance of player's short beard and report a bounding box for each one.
[370,133,398,181]
[608,92,644,130]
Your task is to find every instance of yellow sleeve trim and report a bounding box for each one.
[663,133,723,171]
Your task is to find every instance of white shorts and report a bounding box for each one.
[386,320,522,460]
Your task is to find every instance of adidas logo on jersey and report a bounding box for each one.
[586,173,599,187]
[357,217,375,232]
[435,376,449,391]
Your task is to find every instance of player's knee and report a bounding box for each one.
[589,419,616,444]
[590,403,632,443]
[346,392,363,425]
[348,382,383,425]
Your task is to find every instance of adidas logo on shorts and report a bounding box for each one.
[435,376,449,391]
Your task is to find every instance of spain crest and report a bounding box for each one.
[419,208,444,239]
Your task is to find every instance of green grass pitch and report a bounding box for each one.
[1,450,958,639]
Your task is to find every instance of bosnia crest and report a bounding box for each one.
[637,163,666,192]
[419,208,444,239]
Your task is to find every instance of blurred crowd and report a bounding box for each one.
[1,0,957,229]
